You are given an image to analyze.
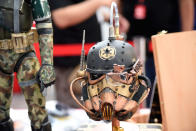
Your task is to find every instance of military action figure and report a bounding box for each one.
[0,0,55,130]
[70,2,151,131]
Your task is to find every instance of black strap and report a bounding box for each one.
[82,84,89,101]
[14,51,35,73]
[132,84,147,102]
[138,75,152,88]
[14,0,20,33]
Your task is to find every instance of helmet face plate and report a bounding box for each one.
[86,40,137,74]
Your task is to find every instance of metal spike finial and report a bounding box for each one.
[80,30,86,71]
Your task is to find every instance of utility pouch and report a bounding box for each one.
[11,32,34,53]
[0,40,12,49]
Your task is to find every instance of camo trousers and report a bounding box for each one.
[0,49,48,129]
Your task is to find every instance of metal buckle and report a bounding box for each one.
[11,33,28,53]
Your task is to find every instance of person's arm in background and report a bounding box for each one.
[50,0,114,29]
[179,0,194,31]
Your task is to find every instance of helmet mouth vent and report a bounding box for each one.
[101,103,114,121]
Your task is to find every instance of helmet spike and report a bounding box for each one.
[80,30,86,71]
[77,30,86,77]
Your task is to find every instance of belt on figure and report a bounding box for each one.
[0,31,34,53]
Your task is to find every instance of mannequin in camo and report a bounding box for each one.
[0,0,55,130]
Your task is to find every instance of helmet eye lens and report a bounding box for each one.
[90,73,103,80]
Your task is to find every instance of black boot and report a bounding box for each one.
[31,122,51,131]
[0,118,14,131]
[31,117,51,131]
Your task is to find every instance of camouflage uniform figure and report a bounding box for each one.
[0,0,55,130]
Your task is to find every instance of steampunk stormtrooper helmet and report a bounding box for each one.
[70,2,151,122]
[84,40,151,121]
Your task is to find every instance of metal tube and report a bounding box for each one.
[109,2,119,39]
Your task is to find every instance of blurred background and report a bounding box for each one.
[11,0,196,130]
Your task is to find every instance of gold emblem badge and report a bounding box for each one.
[99,46,116,60]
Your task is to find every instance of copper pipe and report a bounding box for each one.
[138,88,150,104]
[70,77,94,115]
[87,72,106,85]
